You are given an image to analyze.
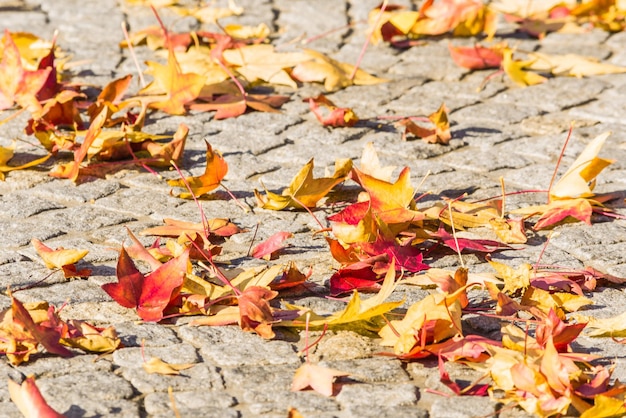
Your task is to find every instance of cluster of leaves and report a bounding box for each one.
[372,0,626,87]
[0,294,120,366]
[2,1,626,416]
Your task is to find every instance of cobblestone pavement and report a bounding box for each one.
[1,0,626,417]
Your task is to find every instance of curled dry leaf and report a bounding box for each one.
[31,238,90,278]
[291,49,387,92]
[8,376,64,418]
[251,231,294,260]
[168,140,228,198]
[0,142,51,181]
[143,356,195,375]
[307,94,359,127]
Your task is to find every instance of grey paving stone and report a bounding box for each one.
[30,178,122,204]
[335,382,418,408]
[429,395,497,418]
[123,363,223,394]
[0,192,65,220]
[493,77,608,113]
[112,344,200,368]
[114,322,181,347]
[305,331,379,362]
[36,372,135,412]
[179,325,300,366]
[320,357,409,383]
[144,390,237,416]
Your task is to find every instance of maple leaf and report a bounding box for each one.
[437,353,489,396]
[502,48,548,87]
[291,363,349,397]
[189,93,289,119]
[49,106,108,182]
[8,376,64,418]
[379,291,463,355]
[255,158,353,210]
[141,217,242,240]
[535,309,586,352]
[269,262,312,291]
[61,320,121,353]
[102,246,189,322]
[0,142,51,181]
[580,310,626,338]
[527,51,626,77]
[168,140,228,198]
[580,395,626,418]
[120,25,192,51]
[512,131,615,229]
[222,44,309,88]
[238,286,278,338]
[307,94,359,127]
[87,74,133,122]
[291,49,387,92]
[143,356,195,375]
[31,238,90,278]
[448,43,504,70]
[252,231,294,260]
[430,223,511,253]
[0,30,51,114]
[358,142,396,182]
[8,296,73,361]
[138,48,205,115]
[281,261,402,329]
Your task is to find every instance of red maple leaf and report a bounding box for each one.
[102,246,189,321]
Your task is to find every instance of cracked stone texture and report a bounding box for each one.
[1,0,626,417]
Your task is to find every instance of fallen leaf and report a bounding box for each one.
[448,43,504,70]
[222,44,308,88]
[291,49,387,92]
[8,376,64,418]
[307,94,359,127]
[101,246,189,322]
[49,106,108,182]
[0,29,51,114]
[61,320,121,353]
[580,394,626,418]
[189,93,289,119]
[143,356,195,375]
[255,158,352,210]
[291,363,349,396]
[528,51,626,77]
[138,48,205,115]
[251,231,294,260]
[268,262,311,291]
[238,286,278,338]
[0,142,51,181]
[502,48,548,86]
[31,238,89,278]
[358,142,396,182]
[168,140,228,198]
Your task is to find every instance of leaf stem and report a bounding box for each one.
[349,0,388,81]
[547,123,574,203]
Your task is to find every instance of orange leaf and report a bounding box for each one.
[49,106,108,182]
[189,93,289,119]
[238,286,278,338]
[168,140,228,198]
[139,48,205,115]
